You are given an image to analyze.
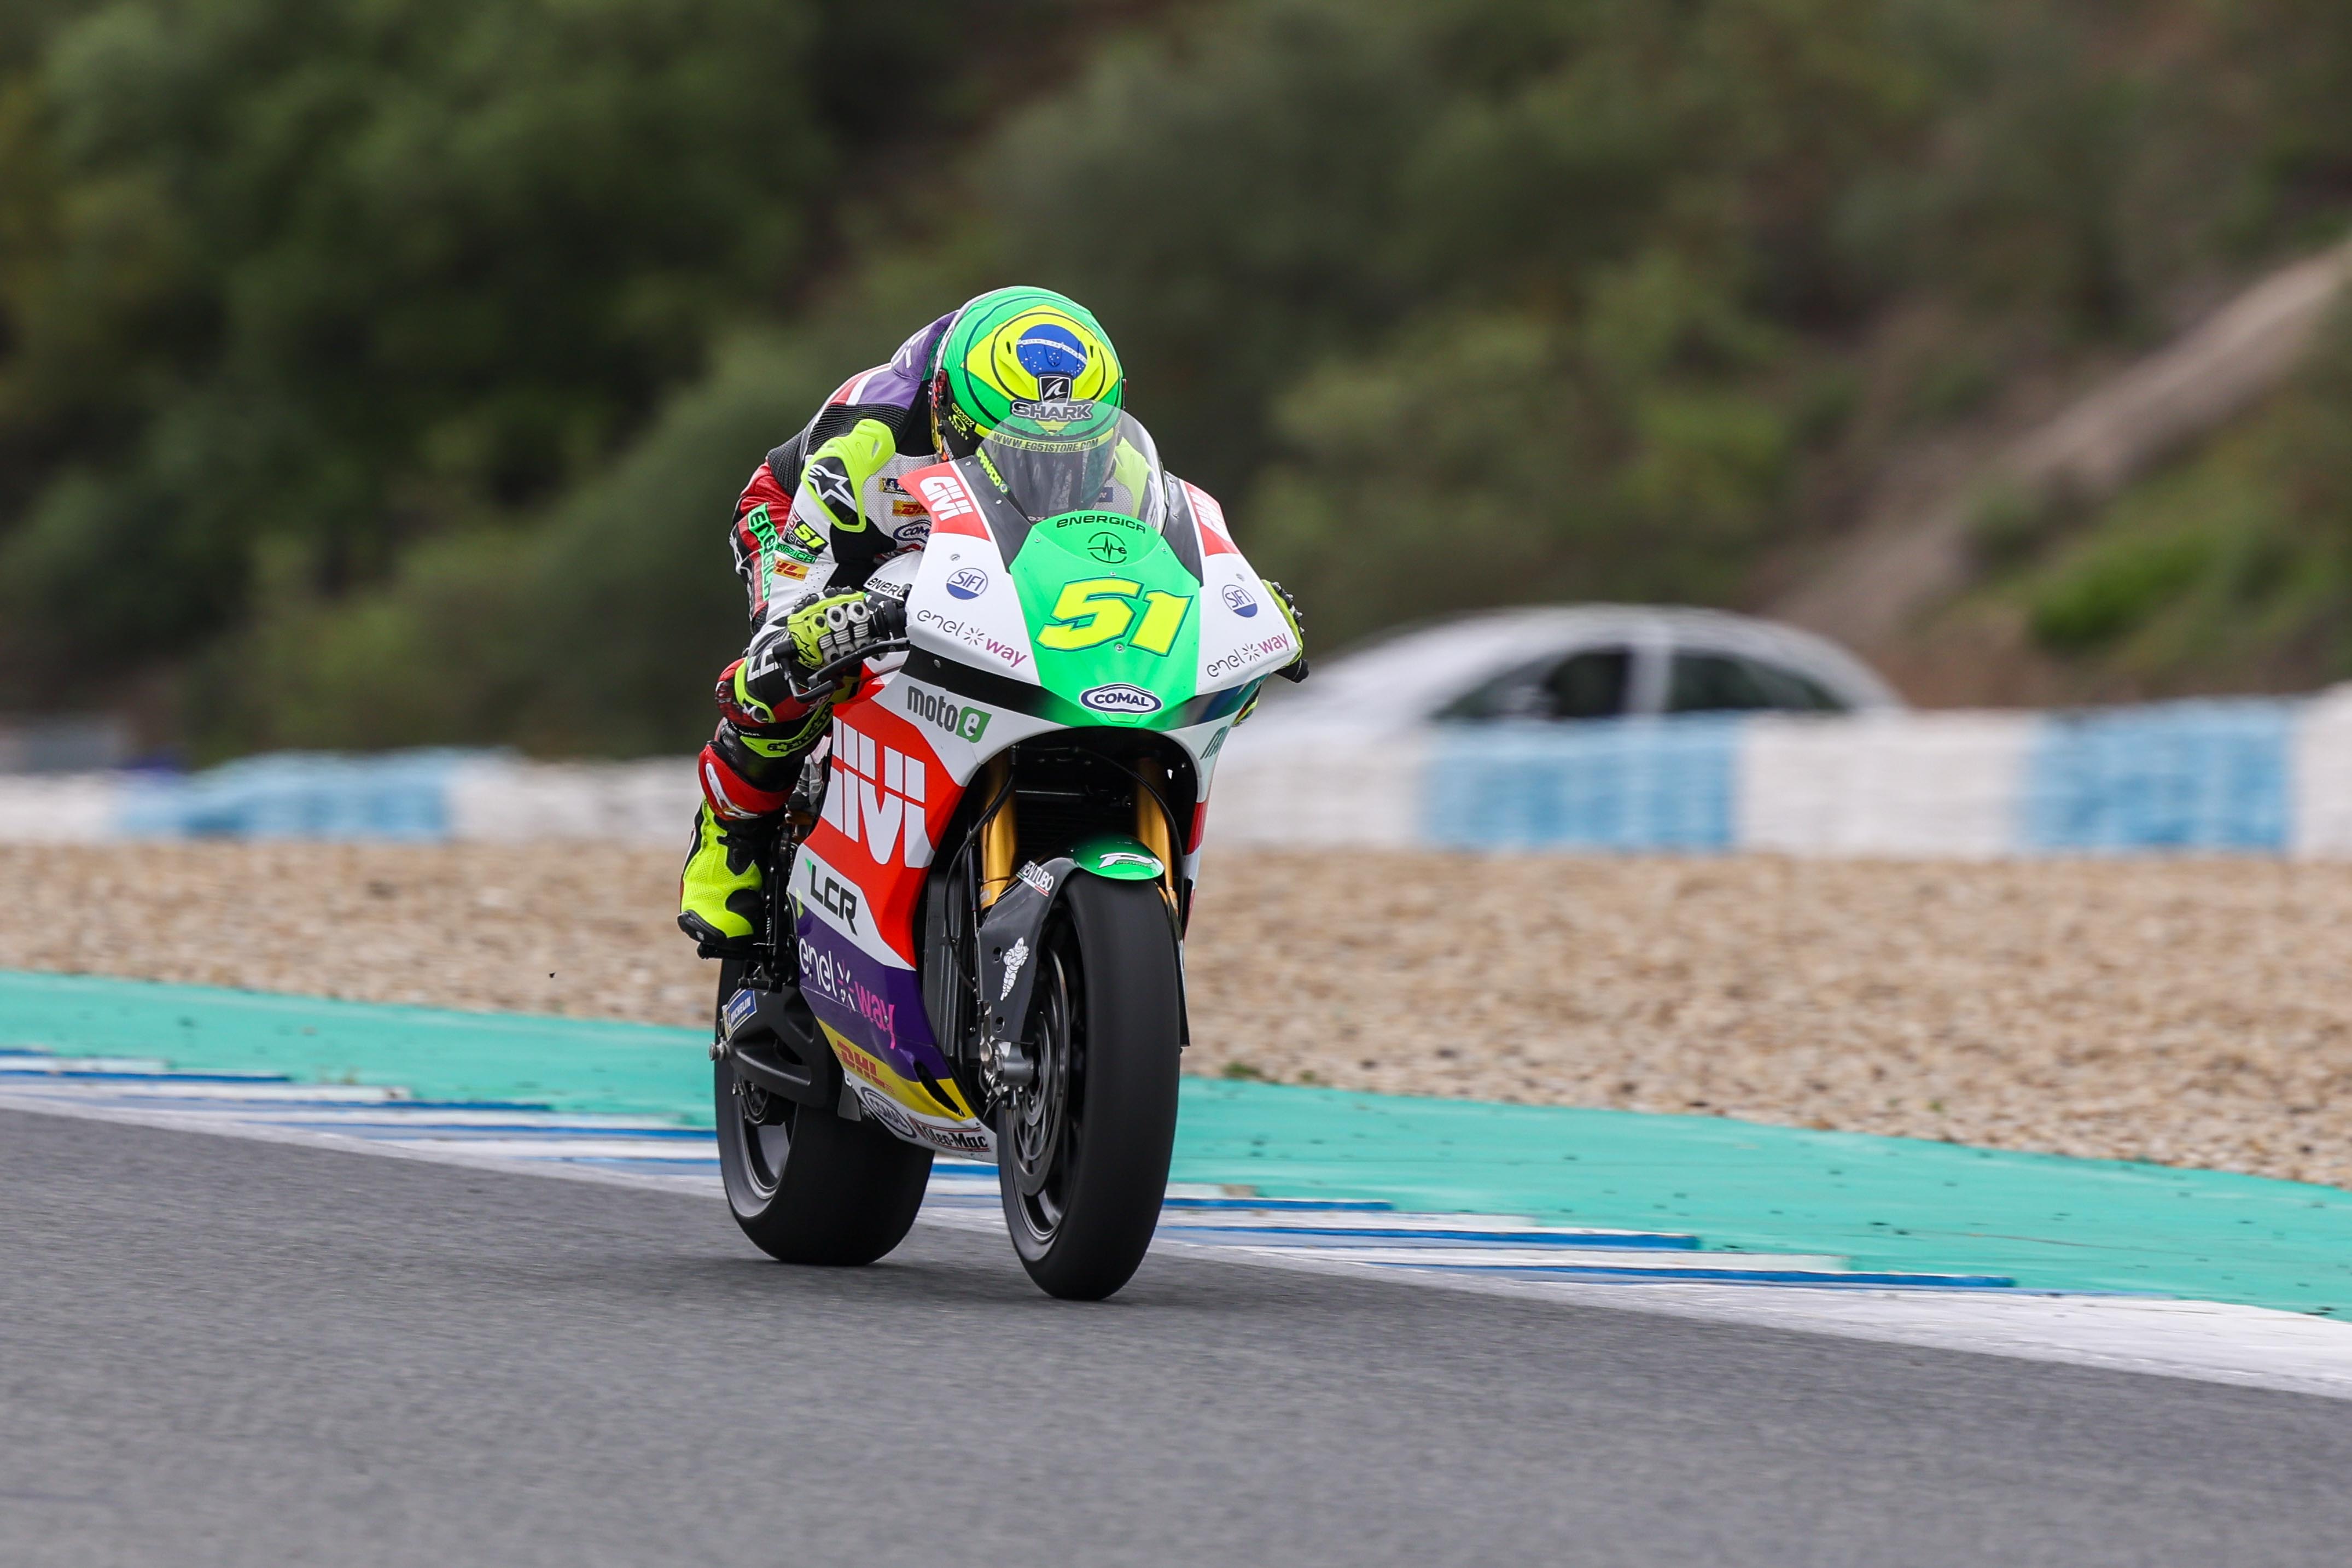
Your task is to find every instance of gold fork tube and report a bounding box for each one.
[1135,766,1178,904]
[979,755,1017,907]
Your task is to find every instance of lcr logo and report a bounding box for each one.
[821,722,934,868]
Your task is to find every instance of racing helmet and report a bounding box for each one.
[930,288,1126,515]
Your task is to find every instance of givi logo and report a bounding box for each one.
[917,474,975,520]
[822,723,934,868]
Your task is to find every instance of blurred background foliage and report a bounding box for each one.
[5,0,2352,757]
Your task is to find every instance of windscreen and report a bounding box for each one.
[976,409,1168,531]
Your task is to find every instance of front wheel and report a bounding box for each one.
[998,876,1183,1301]
[714,965,933,1266]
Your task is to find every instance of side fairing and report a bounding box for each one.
[793,695,992,1156]
[898,462,1040,685]
[1184,482,1299,693]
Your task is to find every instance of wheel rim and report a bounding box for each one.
[730,1071,796,1202]
[1005,942,1079,1243]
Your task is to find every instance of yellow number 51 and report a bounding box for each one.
[1037,578,1192,656]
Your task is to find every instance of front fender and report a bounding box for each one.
[976,833,1169,1048]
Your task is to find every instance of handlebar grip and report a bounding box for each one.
[796,636,913,690]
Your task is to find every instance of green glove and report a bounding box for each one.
[1262,577,1308,681]
[799,418,899,533]
[1110,439,1153,517]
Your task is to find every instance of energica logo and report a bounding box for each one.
[1080,683,1162,715]
[946,567,988,600]
[1222,583,1259,618]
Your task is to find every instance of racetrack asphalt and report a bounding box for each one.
[8,1107,2351,1568]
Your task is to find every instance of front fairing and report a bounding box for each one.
[791,420,1293,1156]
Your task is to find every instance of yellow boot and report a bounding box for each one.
[677,803,769,957]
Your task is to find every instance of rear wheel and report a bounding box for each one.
[714,965,933,1266]
[998,876,1182,1301]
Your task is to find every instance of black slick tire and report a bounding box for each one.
[713,966,933,1266]
[999,875,1183,1301]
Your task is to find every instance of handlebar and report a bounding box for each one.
[795,636,912,692]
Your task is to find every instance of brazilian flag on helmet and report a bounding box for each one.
[933,286,1124,459]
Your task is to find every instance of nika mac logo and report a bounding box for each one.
[822,722,934,869]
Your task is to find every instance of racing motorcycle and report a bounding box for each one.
[710,411,1303,1301]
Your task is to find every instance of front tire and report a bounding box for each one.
[998,876,1183,1301]
[714,966,933,1266]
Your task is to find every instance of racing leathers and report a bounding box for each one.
[678,314,956,954]
[677,314,1308,955]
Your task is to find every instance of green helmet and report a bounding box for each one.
[930,286,1125,460]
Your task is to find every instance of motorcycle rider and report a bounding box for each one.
[678,285,1306,955]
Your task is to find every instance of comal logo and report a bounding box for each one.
[1222,583,1259,618]
[821,724,934,868]
[900,684,991,745]
[1080,683,1162,715]
[917,474,975,521]
[946,567,988,600]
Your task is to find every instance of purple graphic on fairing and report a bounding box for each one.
[793,911,954,1082]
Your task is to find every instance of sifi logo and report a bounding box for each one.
[900,684,991,744]
[821,722,935,868]
[918,474,976,520]
[1080,683,1162,715]
[1222,583,1259,617]
[946,567,988,600]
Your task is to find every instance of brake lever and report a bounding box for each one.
[794,636,913,692]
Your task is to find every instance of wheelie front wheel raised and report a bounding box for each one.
[713,961,933,1266]
[998,875,1183,1301]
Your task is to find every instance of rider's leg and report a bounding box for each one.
[677,666,832,956]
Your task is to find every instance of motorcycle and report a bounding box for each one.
[710,410,1303,1301]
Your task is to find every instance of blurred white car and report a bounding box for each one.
[1210,607,1901,846]
[1253,605,1902,735]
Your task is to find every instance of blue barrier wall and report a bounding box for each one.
[1423,718,1742,850]
[114,750,481,841]
[2019,701,2294,854]
[13,695,2342,855]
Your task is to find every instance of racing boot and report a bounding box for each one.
[677,802,773,958]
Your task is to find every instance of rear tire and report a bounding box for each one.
[998,876,1182,1301]
[714,967,933,1266]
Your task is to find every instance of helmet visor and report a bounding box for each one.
[977,410,1167,529]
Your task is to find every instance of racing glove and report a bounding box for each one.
[787,592,905,687]
[731,591,906,715]
[1262,578,1309,683]
[799,417,898,533]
